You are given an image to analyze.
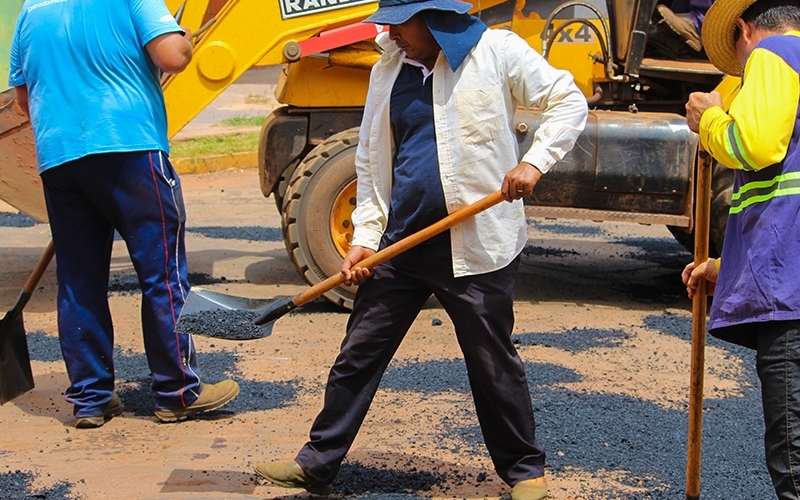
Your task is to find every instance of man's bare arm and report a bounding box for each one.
[14,84,29,118]
[146,28,193,74]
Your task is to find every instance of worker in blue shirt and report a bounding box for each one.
[9,0,239,428]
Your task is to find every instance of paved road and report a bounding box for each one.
[0,168,773,499]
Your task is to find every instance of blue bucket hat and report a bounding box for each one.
[363,0,472,25]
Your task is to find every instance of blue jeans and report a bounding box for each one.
[41,151,201,417]
[756,320,800,500]
[295,234,545,486]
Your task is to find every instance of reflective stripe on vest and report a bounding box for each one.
[730,171,800,214]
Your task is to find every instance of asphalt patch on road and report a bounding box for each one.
[624,274,687,303]
[529,220,605,237]
[108,272,228,295]
[0,212,41,228]
[25,333,298,417]
[27,330,63,362]
[377,328,771,499]
[521,245,579,258]
[0,470,77,499]
[187,226,282,242]
[381,359,580,394]
[114,348,298,417]
[333,462,445,496]
[615,236,691,266]
[643,311,756,360]
[514,327,628,352]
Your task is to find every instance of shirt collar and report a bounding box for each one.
[403,56,434,83]
[421,11,487,72]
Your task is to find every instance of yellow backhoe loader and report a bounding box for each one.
[2,0,738,309]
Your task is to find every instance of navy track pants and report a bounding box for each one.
[41,151,201,417]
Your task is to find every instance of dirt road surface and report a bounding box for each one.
[0,168,769,499]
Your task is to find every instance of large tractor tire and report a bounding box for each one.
[273,163,297,214]
[668,159,734,258]
[281,128,360,310]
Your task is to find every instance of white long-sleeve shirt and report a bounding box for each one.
[352,29,588,277]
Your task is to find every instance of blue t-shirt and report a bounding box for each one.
[9,0,182,172]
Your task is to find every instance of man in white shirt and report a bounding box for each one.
[255,1,587,498]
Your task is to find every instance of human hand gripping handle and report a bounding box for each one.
[342,246,377,286]
[685,91,724,134]
[502,162,543,202]
[682,259,718,299]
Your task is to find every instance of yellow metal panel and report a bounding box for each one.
[164,0,210,32]
[276,57,372,107]
[512,13,606,98]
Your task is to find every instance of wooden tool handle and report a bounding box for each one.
[23,240,55,296]
[685,146,712,500]
[293,190,506,308]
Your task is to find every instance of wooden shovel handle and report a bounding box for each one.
[686,147,712,500]
[292,190,506,308]
[23,240,55,296]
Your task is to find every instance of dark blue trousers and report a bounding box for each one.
[40,151,201,417]
[295,234,545,486]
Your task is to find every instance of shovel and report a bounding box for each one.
[176,190,506,340]
[0,240,56,405]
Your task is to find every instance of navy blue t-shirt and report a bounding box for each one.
[384,63,448,243]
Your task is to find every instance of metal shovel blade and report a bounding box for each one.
[175,287,288,340]
[0,308,35,405]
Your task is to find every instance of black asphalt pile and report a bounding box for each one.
[186,225,282,242]
[333,461,446,496]
[345,494,428,499]
[27,330,63,362]
[107,274,140,294]
[625,276,687,303]
[0,470,77,499]
[26,333,298,416]
[108,272,228,295]
[382,359,470,394]
[615,236,691,266]
[530,220,604,237]
[521,245,579,258]
[176,309,267,340]
[439,417,484,455]
[0,211,40,228]
[113,348,298,417]
[378,316,771,499]
[608,236,690,302]
[514,327,628,352]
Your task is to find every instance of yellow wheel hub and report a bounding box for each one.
[330,181,357,258]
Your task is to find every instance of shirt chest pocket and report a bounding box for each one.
[455,88,506,145]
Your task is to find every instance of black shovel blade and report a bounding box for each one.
[175,287,287,340]
[0,310,35,405]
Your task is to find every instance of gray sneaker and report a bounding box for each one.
[154,380,239,423]
[75,393,123,429]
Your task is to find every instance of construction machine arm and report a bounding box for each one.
[161,0,384,138]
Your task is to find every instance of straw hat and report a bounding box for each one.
[702,0,760,75]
